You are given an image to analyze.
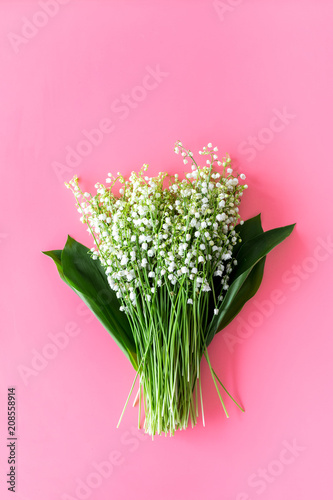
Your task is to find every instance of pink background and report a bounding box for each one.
[1,1,333,499]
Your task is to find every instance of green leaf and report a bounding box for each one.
[206,214,264,332]
[42,250,66,281]
[206,258,266,347]
[233,223,295,279]
[43,237,138,370]
[233,213,264,256]
[206,219,295,345]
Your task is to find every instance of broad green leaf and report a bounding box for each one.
[206,216,265,345]
[43,237,138,370]
[233,223,295,280]
[42,250,66,281]
[206,220,295,345]
[206,258,266,346]
[232,213,264,256]
[206,215,265,333]
[42,248,89,306]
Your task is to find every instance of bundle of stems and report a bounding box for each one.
[119,280,242,436]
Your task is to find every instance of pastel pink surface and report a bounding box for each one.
[1,1,332,499]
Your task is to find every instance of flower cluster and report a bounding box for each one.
[65,141,252,435]
[50,141,294,436]
[66,141,248,313]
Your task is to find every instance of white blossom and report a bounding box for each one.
[67,141,246,310]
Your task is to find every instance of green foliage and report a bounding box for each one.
[43,237,138,370]
[206,216,295,345]
[43,217,295,370]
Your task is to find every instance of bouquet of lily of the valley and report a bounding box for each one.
[44,141,294,437]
